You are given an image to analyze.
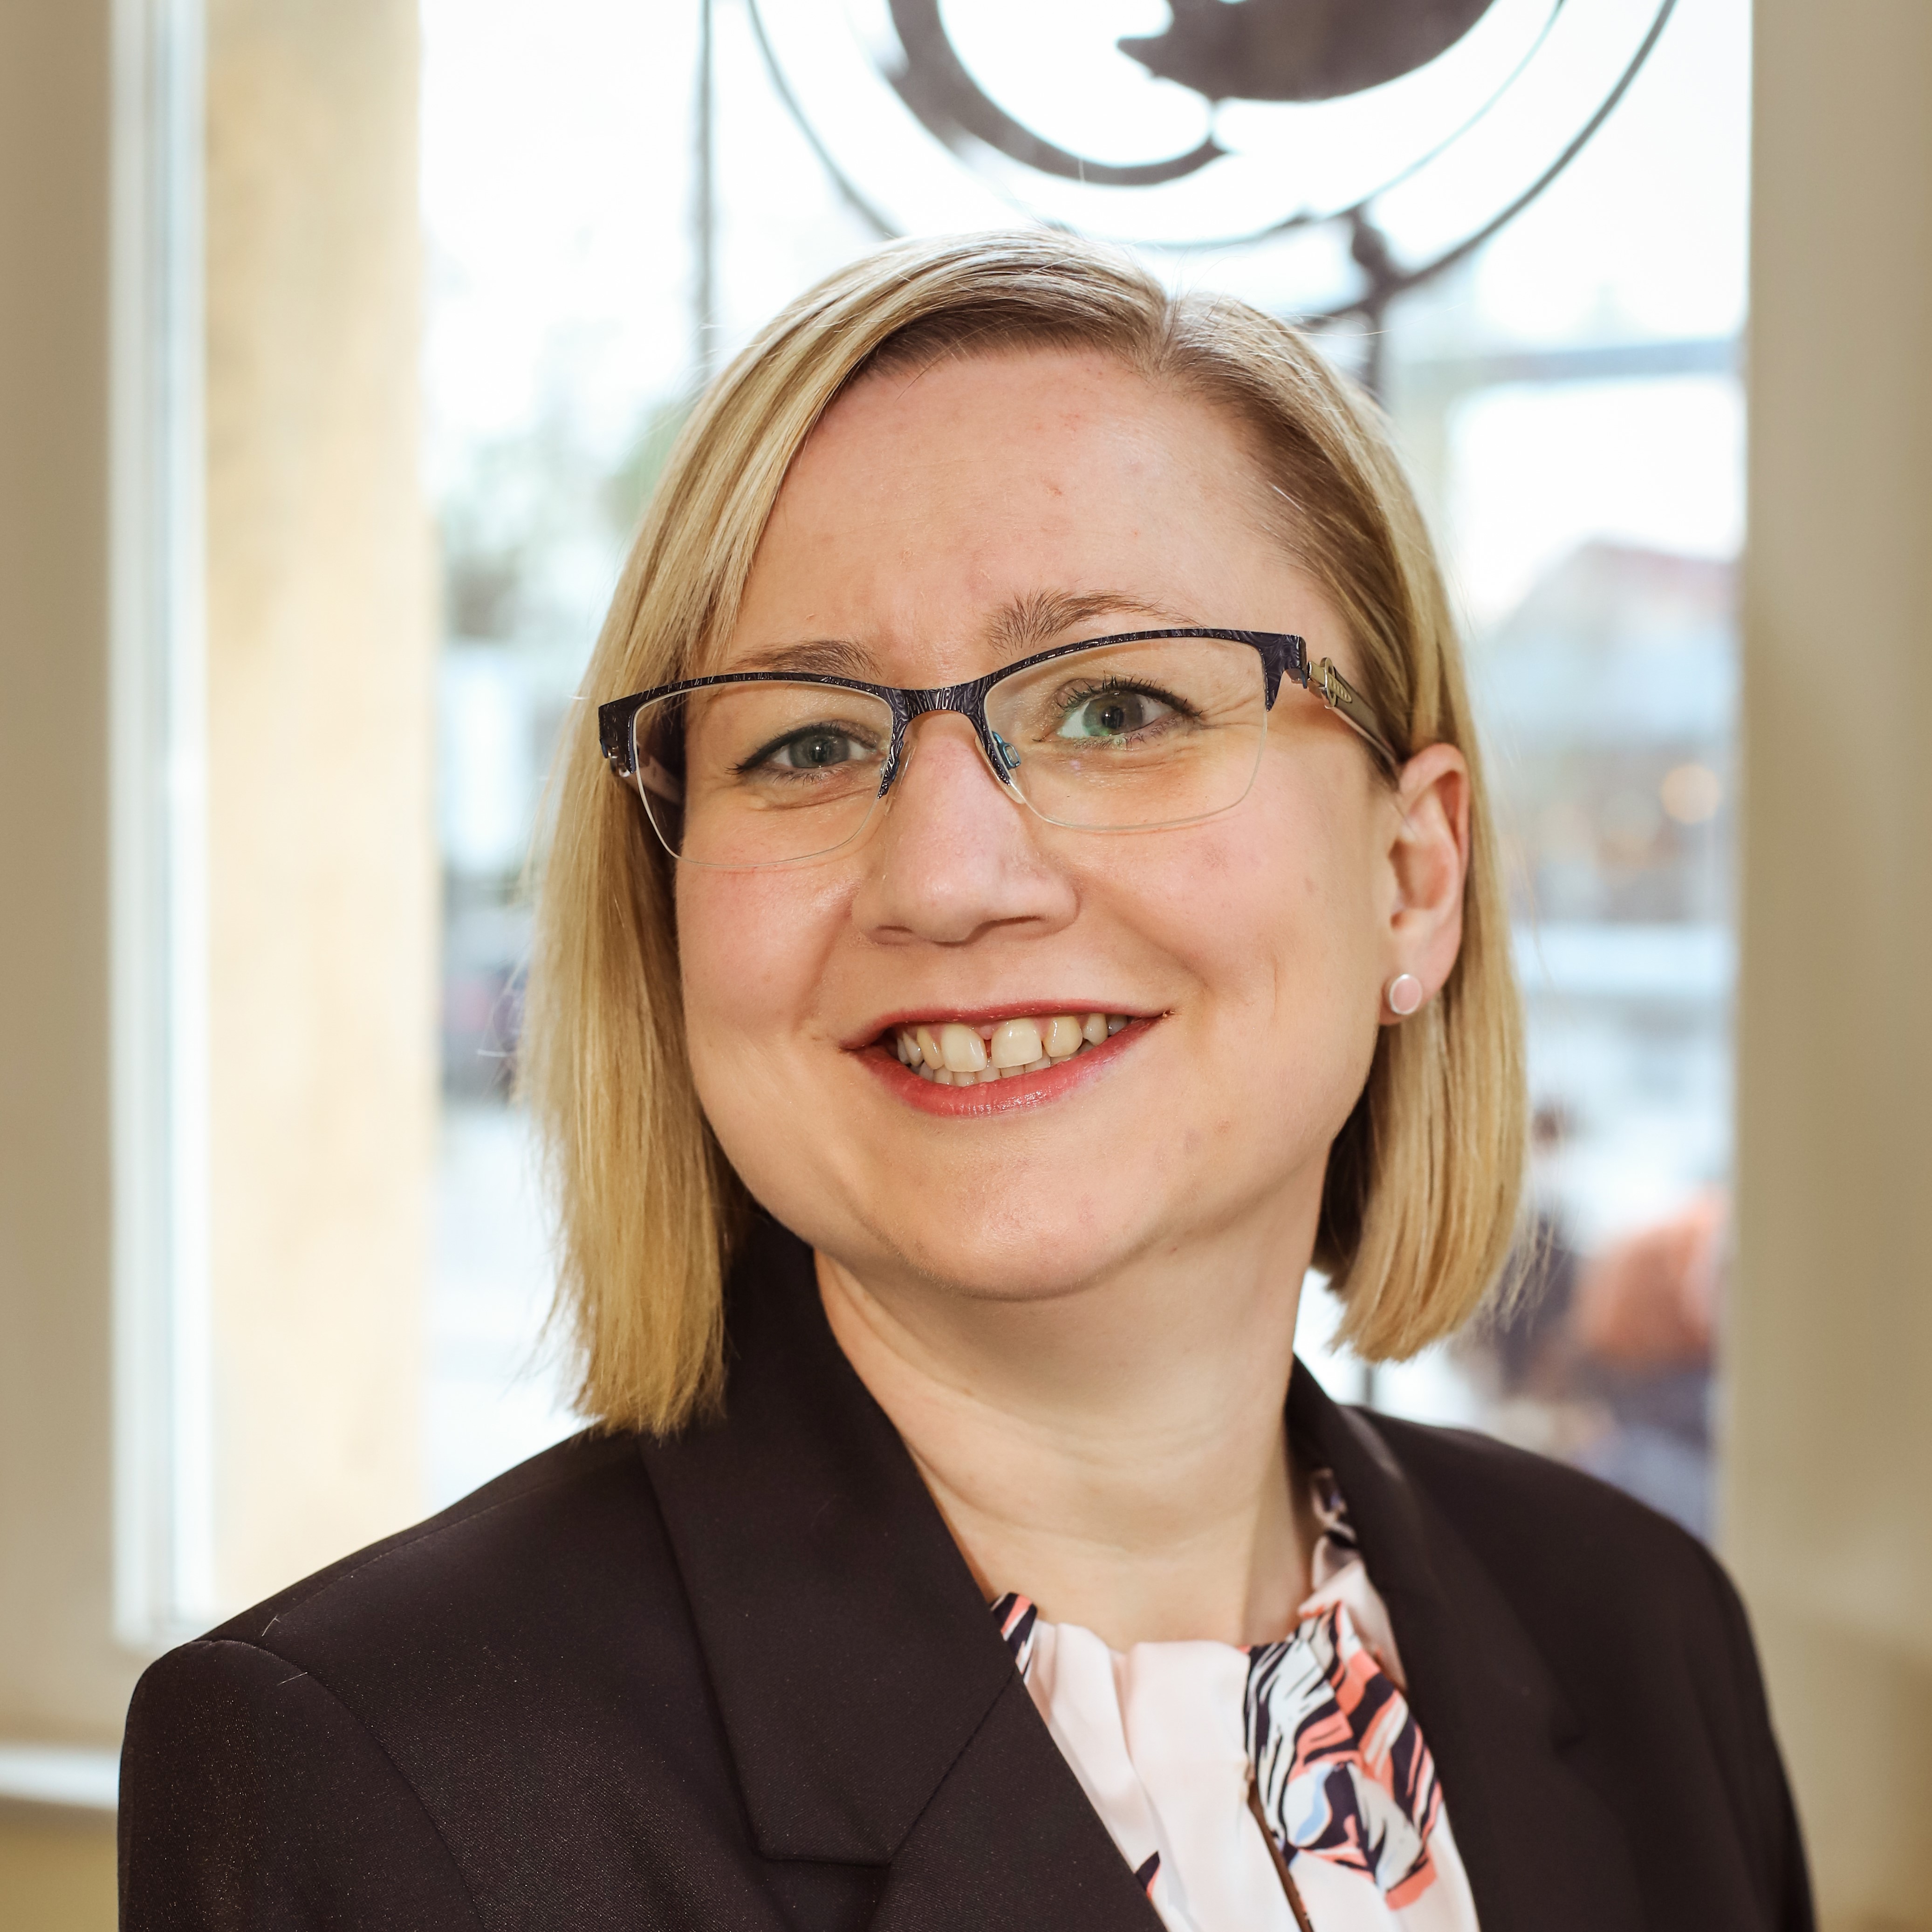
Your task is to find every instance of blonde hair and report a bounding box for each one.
[524,231,1526,1434]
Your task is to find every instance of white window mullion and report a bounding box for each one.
[110,0,213,1646]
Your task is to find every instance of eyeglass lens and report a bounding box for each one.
[630,635,1271,869]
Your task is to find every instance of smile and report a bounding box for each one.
[888,1011,1131,1084]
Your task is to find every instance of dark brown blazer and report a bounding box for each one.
[120,1216,1812,1930]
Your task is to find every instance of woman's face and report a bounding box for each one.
[678,348,1462,1302]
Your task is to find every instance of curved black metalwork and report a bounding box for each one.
[1120,0,1497,106]
[745,0,1679,330]
[887,0,1224,187]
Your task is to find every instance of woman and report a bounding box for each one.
[122,234,1810,1931]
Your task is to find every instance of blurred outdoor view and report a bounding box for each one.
[424,0,1747,1541]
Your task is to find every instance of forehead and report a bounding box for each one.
[718,349,1290,684]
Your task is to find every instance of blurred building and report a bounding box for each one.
[1486,540,1734,926]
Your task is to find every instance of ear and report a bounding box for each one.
[1379,741,1471,1026]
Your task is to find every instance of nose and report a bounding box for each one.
[850,712,1077,946]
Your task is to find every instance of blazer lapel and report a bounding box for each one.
[869,1675,1170,1930]
[643,1219,1160,1929]
[1290,1365,1647,1932]
[646,1226,1636,1930]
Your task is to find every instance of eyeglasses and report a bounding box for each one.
[596,628,1401,870]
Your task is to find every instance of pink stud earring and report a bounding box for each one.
[1386,973,1424,1017]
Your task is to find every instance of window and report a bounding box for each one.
[111,0,214,1642]
[1356,0,1748,1539]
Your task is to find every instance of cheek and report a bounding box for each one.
[1093,770,1385,1151]
[1102,770,1381,1018]
[676,869,846,1081]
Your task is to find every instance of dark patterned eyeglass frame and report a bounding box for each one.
[597,627,1403,812]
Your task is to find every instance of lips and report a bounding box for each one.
[847,1007,1151,1120]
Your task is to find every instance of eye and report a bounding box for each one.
[765,726,869,770]
[1055,685,1178,740]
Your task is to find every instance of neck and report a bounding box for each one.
[816,1224,1318,1651]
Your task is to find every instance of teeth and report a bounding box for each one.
[988,1017,1043,1068]
[938,1023,987,1074]
[1042,1015,1084,1060]
[893,1014,1137,1084]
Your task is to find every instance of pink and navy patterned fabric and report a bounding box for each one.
[1246,1599,1443,1905]
[1243,1472,1445,1906]
[993,1469,1470,1929]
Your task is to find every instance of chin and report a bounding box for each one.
[737,1150,1163,1305]
[870,1191,1178,1304]
[899,1245,1129,1306]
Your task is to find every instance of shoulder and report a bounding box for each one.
[131,1427,695,1736]
[199,1425,661,1655]
[1363,1410,1746,1660]
[1366,1410,1717,1591]
[1361,1411,1810,1925]
[127,1425,683,1739]
[121,1429,745,1922]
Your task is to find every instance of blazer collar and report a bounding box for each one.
[641,1217,1003,1863]
[640,1216,1158,1928]
[1289,1369,1646,1932]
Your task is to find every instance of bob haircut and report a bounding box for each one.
[524,231,1526,1436]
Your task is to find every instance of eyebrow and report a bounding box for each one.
[727,638,880,678]
[723,590,1194,684]
[986,589,1190,655]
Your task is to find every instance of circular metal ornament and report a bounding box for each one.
[750,0,1676,316]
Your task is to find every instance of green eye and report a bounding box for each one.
[773,728,863,769]
[1056,688,1175,740]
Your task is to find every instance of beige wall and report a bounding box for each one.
[1726,5,1932,1931]
[1,0,429,1914]
[203,0,433,1608]
[0,0,126,1749]
[0,0,433,1688]
[0,1809,117,1932]
[0,2,127,1919]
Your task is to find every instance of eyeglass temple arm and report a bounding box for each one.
[1296,654,1401,772]
[600,696,642,777]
